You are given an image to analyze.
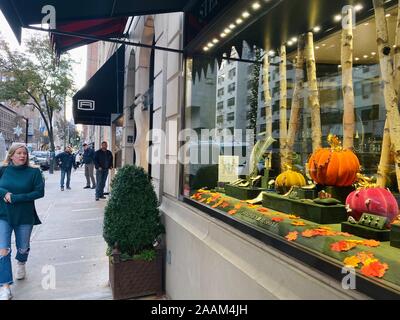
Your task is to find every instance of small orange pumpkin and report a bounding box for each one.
[308,135,360,187]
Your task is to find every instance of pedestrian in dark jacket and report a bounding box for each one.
[94,141,113,201]
[0,143,45,300]
[55,146,76,191]
[82,143,96,189]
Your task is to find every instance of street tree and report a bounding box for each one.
[0,35,74,173]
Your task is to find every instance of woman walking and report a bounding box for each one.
[0,143,45,300]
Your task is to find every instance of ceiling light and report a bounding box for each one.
[364,22,369,26]
[338,65,342,68]
[322,43,326,47]
[287,41,293,46]
[203,47,209,51]
[207,42,214,48]
[334,14,342,22]
[229,24,236,29]
[363,55,368,58]
[242,11,250,18]
[224,28,231,34]
[386,13,391,17]
[313,26,321,32]
[315,46,320,50]
[355,57,360,61]
[291,37,298,42]
[252,2,261,10]
[354,4,363,11]
[213,38,219,44]
[371,51,376,55]
[268,50,276,56]
[236,18,243,24]
[220,33,227,38]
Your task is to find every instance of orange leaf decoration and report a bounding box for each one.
[360,261,389,278]
[211,199,224,208]
[272,217,284,222]
[199,198,206,203]
[343,256,361,268]
[257,208,269,213]
[361,240,380,248]
[228,210,237,215]
[330,241,357,252]
[234,204,243,209]
[221,202,230,209]
[337,232,353,237]
[356,252,376,265]
[285,231,298,241]
[288,215,300,219]
[291,221,306,226]
[301,229,316,238]
[247,204,260,209]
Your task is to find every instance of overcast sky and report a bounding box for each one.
[0,10,87,122]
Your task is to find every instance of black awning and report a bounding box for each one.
[0,0,193,43]
[73,45,124,126]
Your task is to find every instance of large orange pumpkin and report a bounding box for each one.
[307,135,360,187]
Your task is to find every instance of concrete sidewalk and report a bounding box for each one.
[10,167,112,300]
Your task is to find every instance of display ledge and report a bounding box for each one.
[183,191,400,300]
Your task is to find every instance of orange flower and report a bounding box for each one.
[221,201,230,209]
[211,199,224,208]
[228,209,237,215]
[285,231,298,241]
[257,207,269,213]
[343,256,361,268]
[234,204,243,209]
[272,217,284,222]
[356,252,375,265]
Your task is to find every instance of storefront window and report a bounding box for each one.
[183,2,400,297]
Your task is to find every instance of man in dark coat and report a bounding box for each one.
[82,143,96,189]
[55,146,76,191]
[94,141,113,201]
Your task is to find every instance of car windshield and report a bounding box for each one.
[32,151,48,157]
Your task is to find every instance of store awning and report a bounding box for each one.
[51,17,128,55]
[73,45,124,126]
[0,0,193,43]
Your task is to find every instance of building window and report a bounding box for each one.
[228,83,236,93]
[183,3,400,297]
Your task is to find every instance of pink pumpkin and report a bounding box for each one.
[345,188,399,227]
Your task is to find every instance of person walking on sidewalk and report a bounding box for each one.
[55,146,76,191]
[0,143,45,300]
[94,141,113,201]
[82,143,96,189]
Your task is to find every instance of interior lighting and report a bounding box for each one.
[334,14,342,22]
[242,11,250,18]
[229,24,236,29]
[221,33,227,38]
[354,4,363,11]
[213,38,219,44]
[236,18,243,24]
[313,26,321,32]
[252,2,261,10]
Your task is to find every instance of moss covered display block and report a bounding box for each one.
[317,185,355,203]
[341,222,391,241]
[262,192,347,224]
[391,224,400,249]
[225,184,266,200]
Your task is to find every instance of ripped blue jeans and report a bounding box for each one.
[0,219,33,286]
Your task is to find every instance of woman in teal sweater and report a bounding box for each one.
[0,143,44,300]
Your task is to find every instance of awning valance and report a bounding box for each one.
[51,17,128,55]
[73,45,125,126]
[0,0,192,43]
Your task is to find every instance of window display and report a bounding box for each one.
[183,1,400,297]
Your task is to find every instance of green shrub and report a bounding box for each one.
[103,165,165,257]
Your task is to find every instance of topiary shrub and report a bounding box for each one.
[103,165,165,258]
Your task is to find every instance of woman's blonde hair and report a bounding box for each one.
[3,143,31,166]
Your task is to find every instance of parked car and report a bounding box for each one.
[31,151,50,170]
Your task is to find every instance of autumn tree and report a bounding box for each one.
[0,35,74,173]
